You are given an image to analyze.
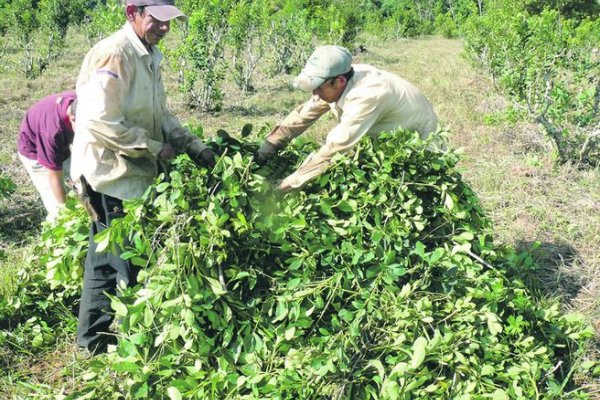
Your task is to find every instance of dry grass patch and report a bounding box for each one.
[0,337,91,398]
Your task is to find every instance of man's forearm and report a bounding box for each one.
[269,97,330,147]
[47,169,66,204]
[279,151,331,190]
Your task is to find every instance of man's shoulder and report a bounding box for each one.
[353,64,397,80]
[87,27,134,59]
[352,64,410,90]
[347,65,389,92]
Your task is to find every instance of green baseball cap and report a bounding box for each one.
[294,45,353,91]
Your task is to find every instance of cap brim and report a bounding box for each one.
[147,5,187,22]
[293,72,326,91]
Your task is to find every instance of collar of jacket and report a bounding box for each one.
[122,22,163,64]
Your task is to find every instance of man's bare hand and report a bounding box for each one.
[278,178,293,193]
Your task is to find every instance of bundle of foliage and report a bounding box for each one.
[40,130,593,399]
[460,0,600,166]
[0,199,86,374]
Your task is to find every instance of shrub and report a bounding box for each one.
[0,174,15,199]
[264,1,312,76]
[82,0,125,46]
[171,0,231,111]
[434,12,458,38]
[6,0,39,45]
[311,0,375,47]
[461,1,600,166]
[6,0,85,78]
[227,0,270,92]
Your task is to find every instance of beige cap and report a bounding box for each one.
[294,45,352,91]
[126,0,187,22]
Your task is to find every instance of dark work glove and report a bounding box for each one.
[195,148,217,169]
[216,129,242,147]
[256,141,279,164]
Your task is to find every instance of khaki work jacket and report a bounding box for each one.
[269,64,440,189]
[71,23,207,200]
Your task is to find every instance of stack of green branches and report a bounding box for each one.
[2,129,593,399]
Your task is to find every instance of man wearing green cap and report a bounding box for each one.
[257,45,441,192]
[72,0,216,354]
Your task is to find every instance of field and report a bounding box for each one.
[0,28,599,397]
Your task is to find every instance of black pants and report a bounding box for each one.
[76,188,138,353]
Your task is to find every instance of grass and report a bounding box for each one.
[0,26,599,395]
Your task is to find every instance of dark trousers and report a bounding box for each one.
[76,188,138,353]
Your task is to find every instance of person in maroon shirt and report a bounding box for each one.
[17,91,77,221]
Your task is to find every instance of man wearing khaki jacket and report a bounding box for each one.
[71,0,216,354]
[257,45,442,191]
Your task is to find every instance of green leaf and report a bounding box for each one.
[383,380,400,400]
[112,361,140,373]
[337,200,355,213]
[167,386,182,400]
[94,229,111,253]
[368,359,385,382]
[339,308,354,322]
[284,326,296,340]
[272,301,288,323]
[411,336,427,369]
[486,313,503,335]
[111,299,128,317]
[206,276,227,296]
[130,256,147,267]
[481,364,494,376]
[286,278,302,290]
[492,389,509,400]
[414,242,426,258]
[444,193,455,210]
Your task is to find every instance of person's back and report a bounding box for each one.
[17,91,76,221]
[330,64,438,139]
[257,44,443,191]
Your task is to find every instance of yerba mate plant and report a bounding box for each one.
[54,130,594,399]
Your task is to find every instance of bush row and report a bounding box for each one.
[459,0,600,166]
[1,0,596,163]
[0,0,475,99]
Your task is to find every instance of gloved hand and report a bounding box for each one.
[194,148,217,169]
[256,140,279,164]
[158,143,176,161]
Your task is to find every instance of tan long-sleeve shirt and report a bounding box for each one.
[269,64,439,189]
[71,23,207,200]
